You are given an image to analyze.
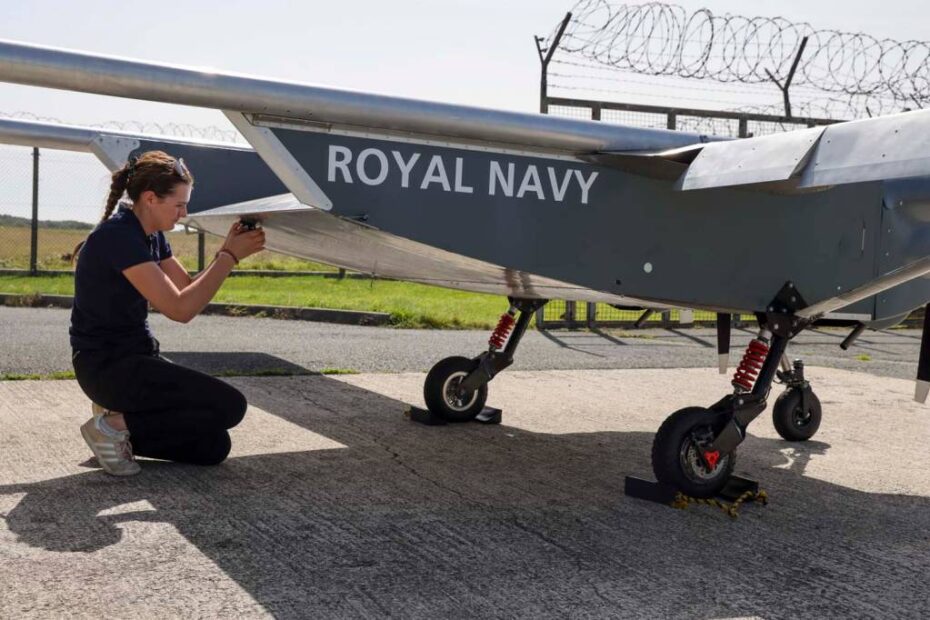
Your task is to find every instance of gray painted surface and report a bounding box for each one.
[875,178,930,320]
[129,138,287,214]
[265,124,888,315]
[678,126,823,190]
[801,109,930,188]
[184,195,656,305]
[3,42,930,322]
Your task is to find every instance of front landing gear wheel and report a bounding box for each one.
[651,407,736,498]
[424,356,488,422]
[772,388,821,441]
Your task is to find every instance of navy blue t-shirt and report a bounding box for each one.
[69,205,172,353]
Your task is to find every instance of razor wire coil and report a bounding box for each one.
[543,2,930,114]
[0,111,244,144]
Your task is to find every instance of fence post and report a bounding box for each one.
[197,231,205,271]
[30,147,39,275]
[535,12,572,114]
[565,301,577,327]
[535,306,546,329]
[586,302,597,328]
[667,112,677,130]
[591,104,602,121]
[738,117,749,138]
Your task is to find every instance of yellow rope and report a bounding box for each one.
[671,489,768,519]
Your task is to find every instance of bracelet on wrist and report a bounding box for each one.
[215,249,239,265]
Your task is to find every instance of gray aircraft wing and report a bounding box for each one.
[5,39,930,322]
[597,110,930,193]
[0,117,287,214]
[0,40,711,307]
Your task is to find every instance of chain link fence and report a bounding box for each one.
[0,145,341,275]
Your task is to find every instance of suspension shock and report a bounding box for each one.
[731,329,772,392]
[488,307,517,351]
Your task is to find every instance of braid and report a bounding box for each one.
[101,164,132,222]
[73,161,132,264]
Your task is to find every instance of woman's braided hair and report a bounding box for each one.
[101,151,194,223]
[72,151,194,263]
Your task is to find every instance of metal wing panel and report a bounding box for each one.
[800,109,930,188]
[676,126,824,191]
[0,117,287,214]
[183,195,670,306]
[0,39,709,155]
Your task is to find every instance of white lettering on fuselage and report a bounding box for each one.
[327,145,599,205]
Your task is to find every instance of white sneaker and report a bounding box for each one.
[80,418,141,477]
[91,402,116,420]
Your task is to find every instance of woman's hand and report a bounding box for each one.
[221,222,265,261]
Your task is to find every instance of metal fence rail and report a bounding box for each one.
[535,300,760,329]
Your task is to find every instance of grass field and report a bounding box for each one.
[0,227,724,330]
[0,225,337,272]
[0,274,509,329]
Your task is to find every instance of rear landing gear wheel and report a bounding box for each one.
[424,356,488,422]
[651,407,735,498]
[772,388,821,442]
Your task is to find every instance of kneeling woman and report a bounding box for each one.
[71,151,265,476]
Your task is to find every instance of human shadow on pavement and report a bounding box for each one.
[161,352,314,376]
[1,375,928,619]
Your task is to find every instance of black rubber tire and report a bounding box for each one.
[772,388,822,442]
[423,356,488,422]
[651,407,736,498]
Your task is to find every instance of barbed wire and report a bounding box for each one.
[543,1,930,114]
[0,110,245,144]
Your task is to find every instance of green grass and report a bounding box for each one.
[0,274,508,329]
[319,368,360,375]
[1,370,75,381]
[855,354,872,362]
[0,224,337,272]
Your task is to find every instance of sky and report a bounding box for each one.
[0,0,926,224]
[1,0,927,129]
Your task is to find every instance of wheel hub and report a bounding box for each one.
[442,371,478,412]
[793,406,812,427]
[679,434,728,483]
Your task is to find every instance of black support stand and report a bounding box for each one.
[405,406,502,426]
[624,474,760,505]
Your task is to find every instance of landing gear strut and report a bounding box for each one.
[651,282,820,497]
[423,298,547,422]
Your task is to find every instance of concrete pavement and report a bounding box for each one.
[2,367,929,618]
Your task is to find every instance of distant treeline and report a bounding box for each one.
[0,214,93,230]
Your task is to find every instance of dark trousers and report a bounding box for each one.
[72,348,247,465]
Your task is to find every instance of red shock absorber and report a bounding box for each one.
[731,337,770,392]
[488,309,517,351]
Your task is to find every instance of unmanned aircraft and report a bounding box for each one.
[2,40,929,498]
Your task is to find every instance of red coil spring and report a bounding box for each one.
[488,312,516,350]
[731,338,770,391]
